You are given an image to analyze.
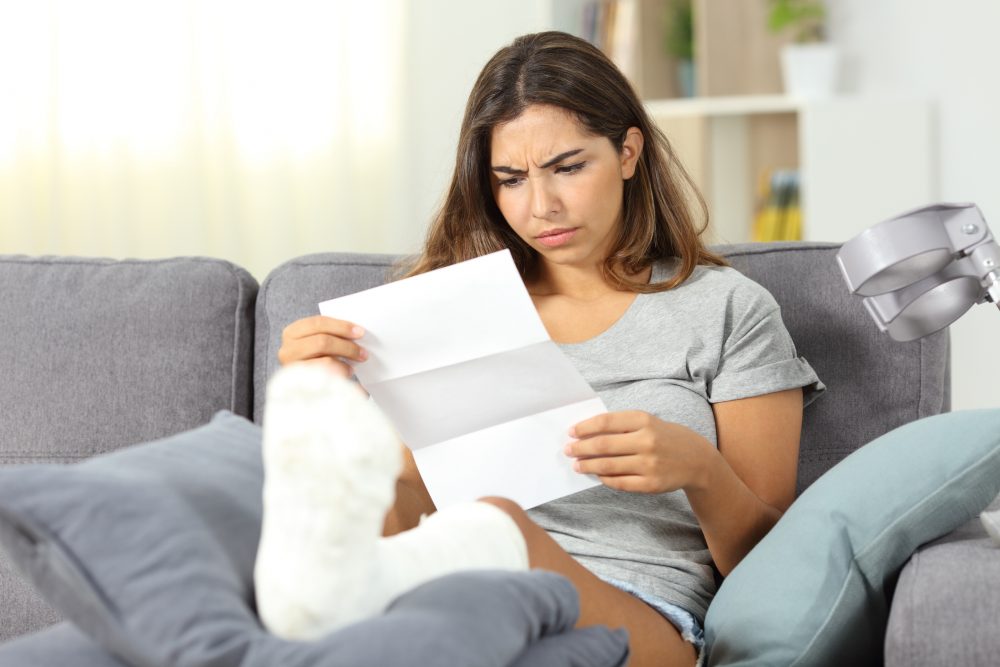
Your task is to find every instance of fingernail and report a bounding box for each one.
[567,426,576,437]
[358,347,368,361]
[563,443,572,455]
[571,460,581,472]
[352,326,365,337]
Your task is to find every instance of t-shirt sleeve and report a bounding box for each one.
[707,286,824,405]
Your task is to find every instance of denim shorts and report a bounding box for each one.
[602,577,706,666]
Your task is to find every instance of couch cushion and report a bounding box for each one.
[704,408,1000,666]
[0,411,629,667]
[884,497,1000,667]
[0,552,61,647]
[0,254,257,640]
[0,255,258,463]
[253,253,399,421]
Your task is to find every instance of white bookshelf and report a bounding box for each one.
[646,95,937,244]
[543,0,937,244]
[646,94,799,117]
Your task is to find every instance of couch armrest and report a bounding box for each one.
[886,504,1000,666]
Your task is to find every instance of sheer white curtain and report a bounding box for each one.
[0,0,405,278]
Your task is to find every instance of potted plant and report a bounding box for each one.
[768,0,839,98]
[664,0,695,97]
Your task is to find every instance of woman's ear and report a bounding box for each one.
[620,127,644,180]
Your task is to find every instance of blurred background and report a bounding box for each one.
[1,0,996,409]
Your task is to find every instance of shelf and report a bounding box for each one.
[645,94,933,118]
[644,95,800,118]
[558,0,938,244]
[645,97,936,245]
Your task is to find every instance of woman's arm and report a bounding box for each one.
[382,446,437,536]
[686,387,803,576]
[568,386,803,577]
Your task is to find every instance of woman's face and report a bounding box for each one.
[489,104,643,273]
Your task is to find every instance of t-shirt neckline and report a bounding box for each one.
[556,260,669,349]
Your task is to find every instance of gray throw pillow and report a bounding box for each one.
[0,412,628,667]
[0,622,129,667]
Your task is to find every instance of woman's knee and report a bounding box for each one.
[478,495,522,514]
[478,496,533,531]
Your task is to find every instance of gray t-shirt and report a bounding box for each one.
[526,259,824,622]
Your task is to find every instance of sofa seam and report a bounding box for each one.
[0,454,92,459]
[229,264,245,415]
[0,257,236,269]
[260,279,274,416]
[719,244,841,260]
[205,260,252,416]
[256,274,278,423]
[905,551,920,666]
[918,337,925,421]
[271,259,397,273]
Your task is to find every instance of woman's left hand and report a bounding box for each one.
[566,411,716,494]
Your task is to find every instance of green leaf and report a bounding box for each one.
[767,0,826,42]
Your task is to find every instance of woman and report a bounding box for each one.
[256,31,822,667]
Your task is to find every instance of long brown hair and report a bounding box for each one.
[402,31,726,291]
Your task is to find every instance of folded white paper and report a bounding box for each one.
[318,250,605,509]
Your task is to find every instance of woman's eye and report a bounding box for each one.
[556,161,586,175]
[499,177,524,189]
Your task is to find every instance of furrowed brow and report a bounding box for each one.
[491,165,525,175]
[491,148,584,174]
[540,148,583,169]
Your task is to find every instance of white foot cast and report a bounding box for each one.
[254,364,529,641]
[254,364,402,640]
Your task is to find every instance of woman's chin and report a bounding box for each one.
[534,245,603,269]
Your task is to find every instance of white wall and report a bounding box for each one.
[829,0,1000,409]
[395,1,551,255]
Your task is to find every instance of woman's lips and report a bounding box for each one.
[536,228,579,247]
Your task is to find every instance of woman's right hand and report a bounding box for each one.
[277,315,368,376]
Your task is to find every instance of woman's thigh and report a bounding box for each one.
[380,453,698,666]
[382,445,436,536]
[481,497,697,667]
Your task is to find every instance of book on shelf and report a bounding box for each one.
[580,0,639,83]
[752,169,802,242]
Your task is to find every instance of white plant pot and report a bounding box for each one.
[780,43,840,99]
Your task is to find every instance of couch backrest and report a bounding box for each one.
[720,242,949,490]
[253,252,400,421]
[0,255,257,640]
[254,243,950,495]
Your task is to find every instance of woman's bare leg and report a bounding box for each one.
[382,446,436,536]
[382,460,698,666]
[481,497,697,667]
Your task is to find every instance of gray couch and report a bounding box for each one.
[0,242,995,665]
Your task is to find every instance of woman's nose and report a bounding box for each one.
[530,181,559,219]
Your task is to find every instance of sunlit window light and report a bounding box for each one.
[0,0,404,273]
